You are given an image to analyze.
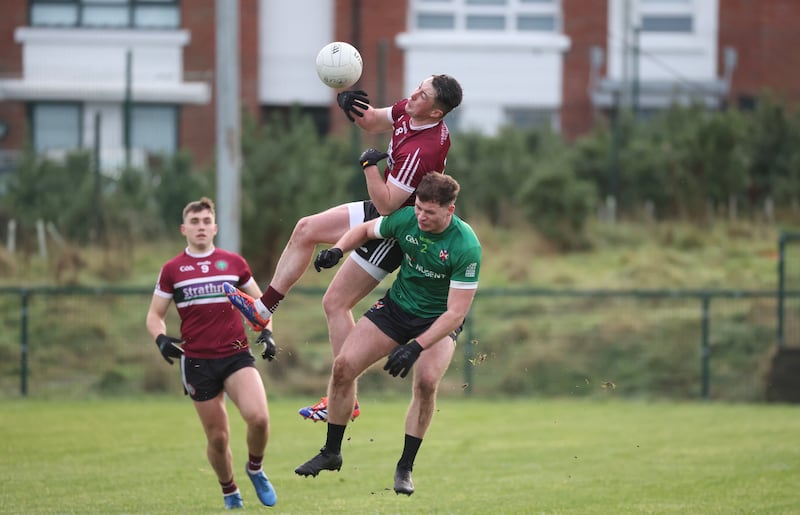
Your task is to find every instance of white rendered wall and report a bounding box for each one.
[0,28,202,172]
[607,0,720,83]
[259,0,335,106]
[397,33,570,134]
[9,28,207,103]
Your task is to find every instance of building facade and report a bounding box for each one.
[0,0,798,175]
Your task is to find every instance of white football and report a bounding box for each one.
[315,42,363,89]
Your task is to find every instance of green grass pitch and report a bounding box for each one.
[1,397,798,514]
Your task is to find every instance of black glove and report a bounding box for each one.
[337,89,369,122]
[314,248,344,272]
[359,148,389,170]
[155,334,184,365]
[384,340,424,378]
[256,328,277,361]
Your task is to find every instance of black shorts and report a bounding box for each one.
[352,201,403,274]
[363,292,463,345]
[181,351,256,402]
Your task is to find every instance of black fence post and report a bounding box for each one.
[700,295,711,400]
[777,231,787,348]
[20,289,29,397]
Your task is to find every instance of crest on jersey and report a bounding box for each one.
[215,260,229,270]
[439,249,449,262]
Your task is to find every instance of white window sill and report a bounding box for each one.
[396,31,570,52]
[15,27,190,47]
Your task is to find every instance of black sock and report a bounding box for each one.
[398,434,422,470]
[220,478,238,495]
[325,423,346,455]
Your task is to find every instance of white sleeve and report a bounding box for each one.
[373,216,387,239]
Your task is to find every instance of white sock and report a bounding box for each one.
[254,298,270,317]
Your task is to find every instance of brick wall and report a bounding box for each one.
[561,0,608,141]
[181,0,260,167]
[719,0,800,108]
[0,0,28,151]
[332,0,407,138]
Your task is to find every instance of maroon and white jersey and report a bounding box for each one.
[153,247,254,359]
[385,98,451,208]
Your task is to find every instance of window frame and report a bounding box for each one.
[29,0,181,29]
[411,0,561,33]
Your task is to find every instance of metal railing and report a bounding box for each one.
[1,285,793,400]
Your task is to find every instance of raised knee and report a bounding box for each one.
[290,216,317,245]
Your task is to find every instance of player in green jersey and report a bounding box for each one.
[294,173,481,495]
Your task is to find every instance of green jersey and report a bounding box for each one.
[374,206,481,318]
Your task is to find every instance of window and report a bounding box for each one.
[418,13,456,29]
[504,107,556,130]
[640,15,692,32]
[30,103,177,168]
[466,15,505,30]
[517,15,556,31]
[134,1,180,28]
[83,0,129,28]
[412,0,559,33]
[31,103,82,153]
[30,0,180,29]
[131,105,177,156]
[31,3,79,26]
[639,0,694,33]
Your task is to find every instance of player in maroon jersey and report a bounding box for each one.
[145,197,277,510]
[224,74,463,422]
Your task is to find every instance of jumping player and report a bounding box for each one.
[224,74,463,421]
[294,174,481,495]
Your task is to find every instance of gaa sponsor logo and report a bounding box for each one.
[179,265,196,272]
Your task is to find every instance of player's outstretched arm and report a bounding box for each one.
[313,219,379,272]
[354,105,393,133]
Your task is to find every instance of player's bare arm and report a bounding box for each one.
[413,287,477,349]
[335,219,379,253]
[145,294,172,339]
[354,105,393,133]
[364,171,413,215]
[313,220,380,272]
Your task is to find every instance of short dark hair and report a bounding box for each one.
[431,74,463,116]
[182,197,215,220]
[416,173,460,206]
